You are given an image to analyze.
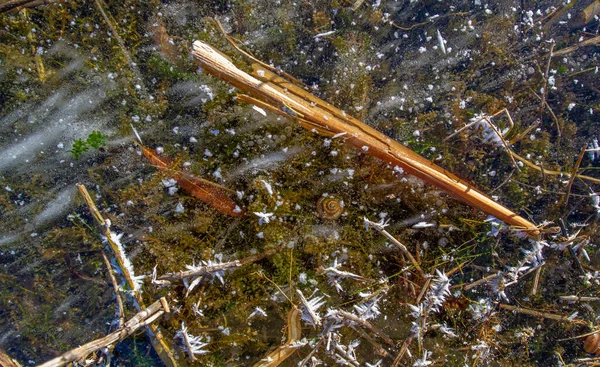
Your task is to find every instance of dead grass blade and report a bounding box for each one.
[253,306,302,367]
[136,140,244,217]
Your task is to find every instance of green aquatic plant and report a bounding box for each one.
[68,130,107,159]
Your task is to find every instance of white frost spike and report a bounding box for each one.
[151,264,170,286]
[587,138,600,161]
[412,221,435,229]
[191,299,204,317]
[436,29,446,54]
[353,293,383,320]
[254,211,274,225]
[314,30,337,39]
[473,114,507,147]
[324,258,357,293]
[428,269,451,311]
[296,289,326,327]
[248,306,267,319]
[183,254,229,297]
[130,124,143,145]
[439,324,458,338]
[363,216,390,231]
[176,322,209,360]
[105,231,144,292]
[252,105,267,116]
[413,350,433,367]
[261,180,274,196]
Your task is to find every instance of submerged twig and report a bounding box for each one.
[37,298,169,367]
[538,42,560,136]
[560,295,600,302]
[364,217,425,279]
[554,35,600,56]
[101,251,124,328]
[336,309,395,347]
[564,143,588,206]
[499,304,586,325]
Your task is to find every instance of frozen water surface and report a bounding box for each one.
[0,1,599,366]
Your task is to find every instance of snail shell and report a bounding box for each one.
[316,196,344,221]
[584,333,600,355]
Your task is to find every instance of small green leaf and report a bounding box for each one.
[68,139,90,160]
[86,130,107,149]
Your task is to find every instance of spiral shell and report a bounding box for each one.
[316,196,344,221]
[584,333,600,355]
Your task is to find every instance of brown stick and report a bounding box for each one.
[364,218,425,279]
[499,303,587,325]
[101,251,125,328]
[0,0,38,13]
[337,309,395,347]
[565,143,588,206]
[554,35,600,56]
[190,41,539,237]
[37,298,169,367]
[0,349,21,367]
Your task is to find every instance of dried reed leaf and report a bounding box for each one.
[191,41,540,237]
[138,144,244,217]
[253,306,302,367]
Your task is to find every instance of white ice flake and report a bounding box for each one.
[248,307,267,319]
[436,29,447,54]
[413,350,432,367]
[104,230,144,292]
[261,179,274,196]
[254,211,274,225]
[176,322,209,360]
[296,289,326,328]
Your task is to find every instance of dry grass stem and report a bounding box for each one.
[101,251,124,328]
[364,218,426,279]
[499,304,587,325]
[37,298,169,367]
[564,143,588,206]
[253,306,302,367]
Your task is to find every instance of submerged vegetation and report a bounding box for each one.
[1,0,600,366]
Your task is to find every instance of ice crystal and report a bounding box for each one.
[412,350,432,367]
[248,307,267,319]
[353,293,382,321]
[297,289,326,327]
[104,231,144,292]
[176,322,209,360]
[427,270,451,312]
